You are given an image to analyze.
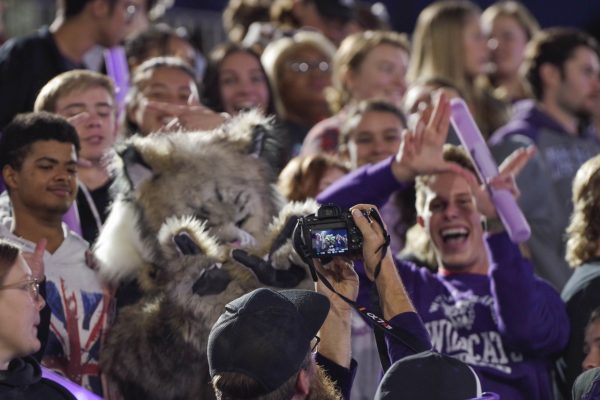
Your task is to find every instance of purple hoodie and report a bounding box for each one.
[318,156,569,399]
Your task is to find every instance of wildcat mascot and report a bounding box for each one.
[94,111,316,399]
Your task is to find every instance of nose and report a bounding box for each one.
[443,202,461,219]
[583,350,600,371]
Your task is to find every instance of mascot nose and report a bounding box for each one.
[192,264,231,296]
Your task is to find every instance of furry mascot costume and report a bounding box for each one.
[93,111,317,399]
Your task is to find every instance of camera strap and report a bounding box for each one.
[292,215,430,363]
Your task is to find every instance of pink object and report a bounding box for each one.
[42,367,103,400]
[449,98,531,243]
[103,46,129,117]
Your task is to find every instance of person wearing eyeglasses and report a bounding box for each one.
[0,239,77,400]
[261,30,336,161]
[0,0,145,128]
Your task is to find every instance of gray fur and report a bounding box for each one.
[95,112,314,399]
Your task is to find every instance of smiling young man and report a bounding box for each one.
[0,112,111,395]
[318,93,569,399]
[34,70,118,243]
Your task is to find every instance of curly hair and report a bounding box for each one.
[566,154,600,267]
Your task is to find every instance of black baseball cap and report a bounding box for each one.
[375,350,486,400]
[207,288,330,395]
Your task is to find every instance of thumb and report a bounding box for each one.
[33,239,47,260]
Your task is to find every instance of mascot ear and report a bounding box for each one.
[119,145,154,191]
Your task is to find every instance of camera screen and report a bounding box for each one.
[311,228,349,256]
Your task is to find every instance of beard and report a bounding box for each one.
[306,364,342,400]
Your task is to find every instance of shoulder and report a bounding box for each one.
[0,28,52,61]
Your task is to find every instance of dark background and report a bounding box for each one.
[174,0,600,40]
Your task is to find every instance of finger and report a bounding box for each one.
[413,120,425,154]
[77,157,93,168]
[428,91,450,137]
[489,174,520,198]
[350,206,384,236]
[67,112,91,127]
[33,239,47,261]
[498,146,536,177]
[145,100,188,115]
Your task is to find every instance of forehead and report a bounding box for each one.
[566,46,600,69]
[55,86,114,107]
[352,110,404,132]
[285,45,326,62]
[143,67,195,86]
[221,51,261,70]
[24,140,77,161]
[423,172,473,200]
[364,43,408,63]
[587,319,600,337]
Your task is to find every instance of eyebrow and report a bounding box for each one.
[62,102,113,110]
[35,157,77,165]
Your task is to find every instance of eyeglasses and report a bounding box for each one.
[0,278,40,301]
[287,61,330,73]
[310,335,320,352]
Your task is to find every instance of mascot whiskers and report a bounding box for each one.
[94,111,317,399]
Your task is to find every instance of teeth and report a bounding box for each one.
[441,228,469,241]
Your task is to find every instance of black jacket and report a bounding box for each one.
[0,27,84,128]
[0,357,76,400]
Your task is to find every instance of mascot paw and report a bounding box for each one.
[231,249,306,288]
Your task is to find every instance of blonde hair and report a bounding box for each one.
[261,30,336,117]
[327,30,410,113]
[408,1,508,137]
[34,70,115,113]
[277,154,350,201]
[566,154,600,267]
[481,1,540,41]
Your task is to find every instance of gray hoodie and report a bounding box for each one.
[490,100,600,290]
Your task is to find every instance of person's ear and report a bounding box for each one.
[2,165,18,190]
[417,215,425,227]
[539,63,561,92]
[294,369,311,398]
[342,66,356,94]
[480,216,487,231]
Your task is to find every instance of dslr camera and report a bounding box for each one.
[294,203,373,260]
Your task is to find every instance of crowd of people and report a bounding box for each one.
[0,0,600,399]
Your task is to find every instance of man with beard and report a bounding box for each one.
[207,201,433,400]
[489,28,600,290]
[0,112,111,395]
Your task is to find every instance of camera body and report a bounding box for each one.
[295,204,366,260]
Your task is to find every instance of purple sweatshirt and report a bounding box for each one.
[318,157,569,399]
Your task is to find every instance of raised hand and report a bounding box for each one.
[459,146,536,219]
[145,101,228,133]
[392,92,460,182]
[23,239,47,281]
